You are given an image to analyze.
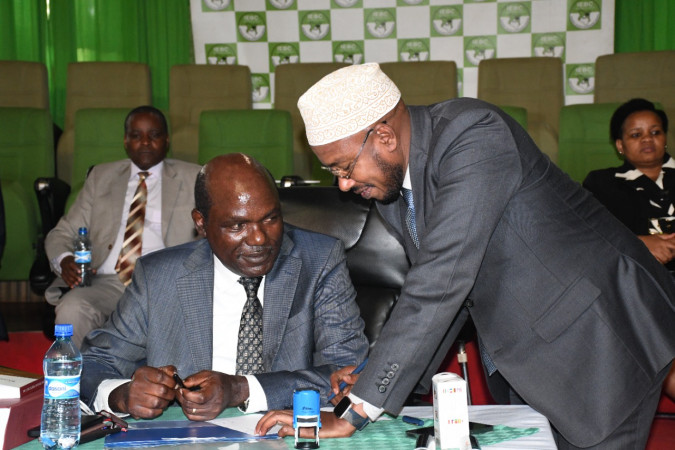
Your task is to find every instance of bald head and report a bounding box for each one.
[192,153,283,277]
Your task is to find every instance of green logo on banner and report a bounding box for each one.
[333,41,364,64]
[431,6,462,37]
[398,39,430,62]
[205,44,237,65]
[566,64,595,95]
[251,73,271,103]
[568,0,601,30]
[202,0,232,12]
[532,33,566,58]
[269,42,300,71]
[267,0,296,10]
[365,8,396,39]
[465,0,496,3]
[332,0,360,8]
[397,0,428,6]
[236,12,267,42]
[300,10,331,41]
[498,2,531,34]
[464,36,496,67]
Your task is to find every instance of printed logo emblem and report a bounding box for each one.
[203,0,230,11]
[237,12,266,42]
[334,0,359,7]
[569,0,601,30]
[270,43,300,69]
[401,0,425,5]
[333,41,364,64]
[499,2,530,33]
[399,39,429,62]
[365,9,396,39]
[268,0,295,9]
[567,64,595,94]
[431,6,462,36]
[301,11,330,41]
[532,33,565,58]
[251,74,271,103]
[464,36,496,67]
[206,44,237,65]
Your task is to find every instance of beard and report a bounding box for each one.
[373,151,404,204]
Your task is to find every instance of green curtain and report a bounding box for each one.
[0,0,47,62]
[615,0,675,52]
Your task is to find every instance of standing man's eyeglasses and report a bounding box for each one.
[321,127,375,179]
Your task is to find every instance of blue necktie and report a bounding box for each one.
[479,339,498,376]
[401,188,420,249]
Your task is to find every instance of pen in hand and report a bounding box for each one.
[173,373,201,391]
[327,358,368,401]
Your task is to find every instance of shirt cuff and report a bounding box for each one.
[92,379,131,417]
[239,375,268,413]
[348,392,384,422]
[52,252,73,275]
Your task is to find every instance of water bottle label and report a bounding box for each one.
[74,250,91,264]
[44,375,80,399]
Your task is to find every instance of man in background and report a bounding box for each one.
[45,106,201,347]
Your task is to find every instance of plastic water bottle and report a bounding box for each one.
[73,227,91,287]
[40,324,82,450]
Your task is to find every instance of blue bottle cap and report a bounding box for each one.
[78,227,88,235]
[54,324,74,337]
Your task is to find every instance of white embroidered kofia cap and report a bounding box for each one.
[297,62,401,146]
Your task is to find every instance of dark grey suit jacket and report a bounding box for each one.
[81,225,368,410]
[351,99,675,447]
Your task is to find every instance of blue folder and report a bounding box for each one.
[104,420,280,448]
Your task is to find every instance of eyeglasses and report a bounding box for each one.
[321,127,375,179]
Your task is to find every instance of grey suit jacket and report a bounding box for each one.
[80,226,368,410]
[45,158,201,270]
[351,99,675,447]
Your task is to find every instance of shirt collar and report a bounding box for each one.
[213,254,265,285]
[402,166,412,191]
[130,160,163,179]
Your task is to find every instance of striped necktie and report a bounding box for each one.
[401,188,420,249]
[236,276,265,375]
[115,171,149,286]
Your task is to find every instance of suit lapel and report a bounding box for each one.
[96,162,130,264]
[176,240,214,370]
[261,233,300,370]
[161,160,181,241]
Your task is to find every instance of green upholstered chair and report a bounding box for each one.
[499,105,528,130]
[0,108,54,280]
[169,64,252,164]
[198,109,294,181]
[0,61,50,109]
[274,62,349,184]
[478,57,564,163]
[380,61,457,106]
[557,103,624,184]
[56,62,151,185]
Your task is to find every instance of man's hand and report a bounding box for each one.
[175,370,249,421]
[108,365,177,419]
[59,255,97,288]
[329,365,361,405]
[255,410,358,438]
[639,233,675,264]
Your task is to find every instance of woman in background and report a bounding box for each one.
[583,97,675,402]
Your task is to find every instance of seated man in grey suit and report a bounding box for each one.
[45,106,202,347]
[80,153,368,421]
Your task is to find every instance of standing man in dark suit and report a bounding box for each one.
[258,63,675,449]
[45,106,201,347]
[80,153,368,421]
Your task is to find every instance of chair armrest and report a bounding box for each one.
[34,177,71,236]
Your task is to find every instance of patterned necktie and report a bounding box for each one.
[401,188,420,249]
[115,171,149,286]
[236,276,265,375]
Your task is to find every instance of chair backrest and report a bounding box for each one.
[478,57,564,162]
[198,109,294,180]
[499,105,528,130]
[68,108,132,210]
[169,64,252,163]
[380,61,457,106]
[278,186,409,348]
[594,51,675,145]
[558,102,623,183]
[56,62,152,185]
[274,62,349,183]
[0,61,49,109]
[0,107,54,279]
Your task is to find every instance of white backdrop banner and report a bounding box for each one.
[190,0,614,109]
